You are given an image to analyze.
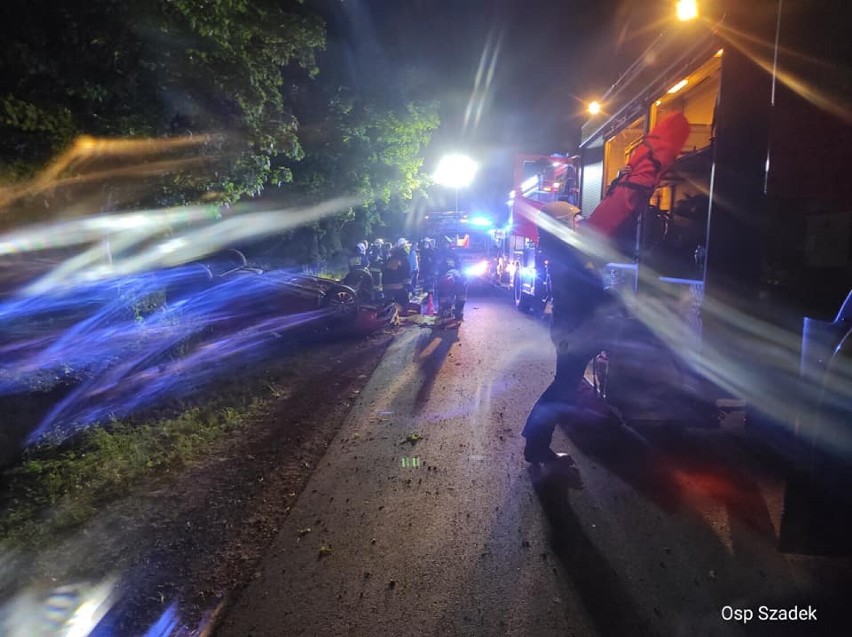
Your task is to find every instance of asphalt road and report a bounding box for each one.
[217,290,851,637]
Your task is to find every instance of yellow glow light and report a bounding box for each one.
[433,153,478,189]
[715,48,724,57]
[668,79,689,94]
[676,0,699,21]
[588,101,602,115]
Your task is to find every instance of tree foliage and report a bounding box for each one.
[0,0,440,266]
[0,0,325,203]
[280,85,439,261]
[269,23,440,264]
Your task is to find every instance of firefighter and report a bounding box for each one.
[521,201,619,463]
[419,238,436,290]
[434,235,467,327]
[418,238,436,312]
[367,239,385,295]
[382,238,412,307]
[408,239,420,292]
[349,241,369,271]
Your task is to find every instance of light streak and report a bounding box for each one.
[0,264,343,442]
[0,134,220,211]
[0,131,364,450]
[713,21,852,124]
[463,26,504,134]
[2,195,359,296]
[533,210,852,459]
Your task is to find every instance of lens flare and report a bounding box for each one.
[0,262,357,443]
[532,210,852,460]
[463,26,504,134]
[0,134,220,212]
[714,22,852,124]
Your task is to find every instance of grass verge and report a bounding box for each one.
[0,395,271,551]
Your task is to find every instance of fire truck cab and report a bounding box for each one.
[506,154,579,313]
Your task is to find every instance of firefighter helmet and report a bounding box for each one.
[540,201,582,228]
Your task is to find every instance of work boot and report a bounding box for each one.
[523,445,571,464]
[523,429,571,464]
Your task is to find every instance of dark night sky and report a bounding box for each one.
[320,0,676,217]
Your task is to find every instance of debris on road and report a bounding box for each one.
[402,432,423,445]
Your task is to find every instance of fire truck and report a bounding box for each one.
[422,210,501,287]
[505,154,579,313]
[572,0,851,552]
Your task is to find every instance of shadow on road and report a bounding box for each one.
[532,470,657,637]
[561,416,685,514]
[411,327,458,410]
[560,385,776,537]
[638,425,777,540]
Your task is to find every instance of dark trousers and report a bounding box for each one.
[384,284,409,307]
[436,270,467,320]
[523,299,621,449]
[522,346,600,449]
[370,268,383,292]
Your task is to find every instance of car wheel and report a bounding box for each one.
[323,284,359,322]
[342,269,374,300]
[515,274,531,313]
[513,272,523,309]
[533,276,549,315]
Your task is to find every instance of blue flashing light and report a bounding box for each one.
[464,260,490,277]
[470,216,493,228]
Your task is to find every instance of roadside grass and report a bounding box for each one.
[0,394,271,551]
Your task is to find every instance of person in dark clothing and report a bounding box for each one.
[418,238,437,313]
[349,241,370,271]
[419,238,436,289]
[382,238,412,307]
[434,235,467,326]
[522,201,621,463]
[367,239,385,295]
[524,113,690,463]
[408,240,420,292]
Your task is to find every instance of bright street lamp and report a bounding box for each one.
[433,153,478,215]
[433,153,478,189]
[676,0,699,21]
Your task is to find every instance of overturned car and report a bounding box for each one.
[167,249,397,334]
[0,249,396,463]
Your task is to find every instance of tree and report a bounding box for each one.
[0,0,326,206]
[0,0,440,270]
[273,82,439,265]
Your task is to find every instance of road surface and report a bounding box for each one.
[217,290,850,636]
